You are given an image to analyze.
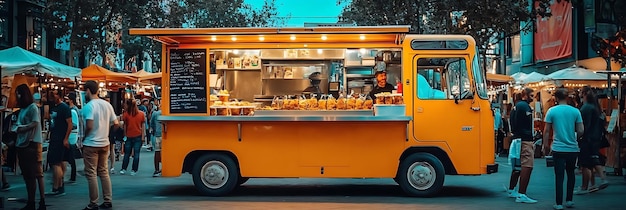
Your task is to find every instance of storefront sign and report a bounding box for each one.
[169,49,207,114]
[534,0,573,62]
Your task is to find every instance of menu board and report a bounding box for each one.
[169,49,207,113]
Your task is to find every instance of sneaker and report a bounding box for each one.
[44,188,58,195]
[565,201,574,208]
[45,188,65,197]
[83,203,99,210]
[553,204,564,210]
[130,170,137,176]
[119,169,126,175]
[589,185,599,193]
[153,171,161,177]
[98,202,112,209]
[574,188,589,195]
[598,180,609,190]
[110,168,115,174]
[1,183,10,191]
[515,194,538,204]
[507,190,519,198]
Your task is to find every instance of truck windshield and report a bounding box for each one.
[472,52,488,99]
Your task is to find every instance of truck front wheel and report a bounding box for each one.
[397,153,445,197]
[192,153,239,196]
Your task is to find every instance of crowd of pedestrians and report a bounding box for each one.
[502,87,611,210]
[1,80,163,210]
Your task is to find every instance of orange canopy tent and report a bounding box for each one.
[132,69,161,84]
[81,64,136,83]
[486,73,513,84]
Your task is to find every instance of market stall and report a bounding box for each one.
[132,69,162,84]
[596,70,626,175]
[0,46,81,80]
[81,64,137,83]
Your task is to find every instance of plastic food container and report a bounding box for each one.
[241,106,255,116]
[217,94,230,102]
[391,94,404,104]
[374,104,406,116]
[229,106,242,116]
[215,106,230,116]
[210,107,217,116]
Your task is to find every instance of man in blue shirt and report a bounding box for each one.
[543,88,584,209]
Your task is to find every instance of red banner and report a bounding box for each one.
[534,0,573,62]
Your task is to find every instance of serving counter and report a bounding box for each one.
[159,115,411,122]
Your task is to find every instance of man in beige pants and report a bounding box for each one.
[80,80,120,210]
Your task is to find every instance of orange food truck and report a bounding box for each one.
[130,25,498,197]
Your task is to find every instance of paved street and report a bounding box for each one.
[2,149,625,210]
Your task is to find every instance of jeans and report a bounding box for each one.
[553,152,578,205]
[122,136,142,172]
[68,144,77,181]
[83,146,112,204]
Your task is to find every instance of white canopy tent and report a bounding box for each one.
[0,46,81,80]
[518,72,546,84]
[543,65,606,81]
[510,72,527,81]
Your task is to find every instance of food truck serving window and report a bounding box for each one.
[411,40,468,50]
[168,49,208,114]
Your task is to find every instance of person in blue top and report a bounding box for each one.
[150,102,162,177]
[543,88,584,210]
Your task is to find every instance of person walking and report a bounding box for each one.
[543,88,584,210]
[65,92,82,183]
[150,102,162,177]
[576,87,609,194]
[14,84,46,210]
[46,89,72,196]
[508,88,538,204]
[81,80,119,210]
[120,98,146,176]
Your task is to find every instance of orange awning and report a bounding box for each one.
[81,64,136,83]
[132,69,162,84]
[486,73,513,83]
[129,26,410,46]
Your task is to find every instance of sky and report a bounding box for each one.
[246,0,347,26]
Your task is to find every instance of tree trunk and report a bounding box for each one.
[68,1,80,67]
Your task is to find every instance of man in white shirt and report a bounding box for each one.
[80,80,119,210]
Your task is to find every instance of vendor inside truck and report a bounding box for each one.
[368,71,395,102]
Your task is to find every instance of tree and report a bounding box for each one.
[45,0,285,71]
[44,0,127,68]
[339,0,552,72]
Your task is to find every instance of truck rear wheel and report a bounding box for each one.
[397,153,445,197]
[192,153,239,196]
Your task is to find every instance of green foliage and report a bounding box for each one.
[43,0,284,71]
[338,0,552,47]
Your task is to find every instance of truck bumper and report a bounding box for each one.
[487,163,499,174]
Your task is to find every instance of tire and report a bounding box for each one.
[192,153,239,196]
[396,153,445,197]
[237,177,250,186]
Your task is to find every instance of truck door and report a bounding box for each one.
[409,55,482,170]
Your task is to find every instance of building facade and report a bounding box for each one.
[503,0,625,75]
[0,0,46,55]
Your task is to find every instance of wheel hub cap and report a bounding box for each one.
[201,161,228,189]
[407,162,435,190]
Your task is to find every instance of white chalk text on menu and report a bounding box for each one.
[169,49,207,113]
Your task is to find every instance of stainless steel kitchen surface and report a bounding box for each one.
[224,70,262,101]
